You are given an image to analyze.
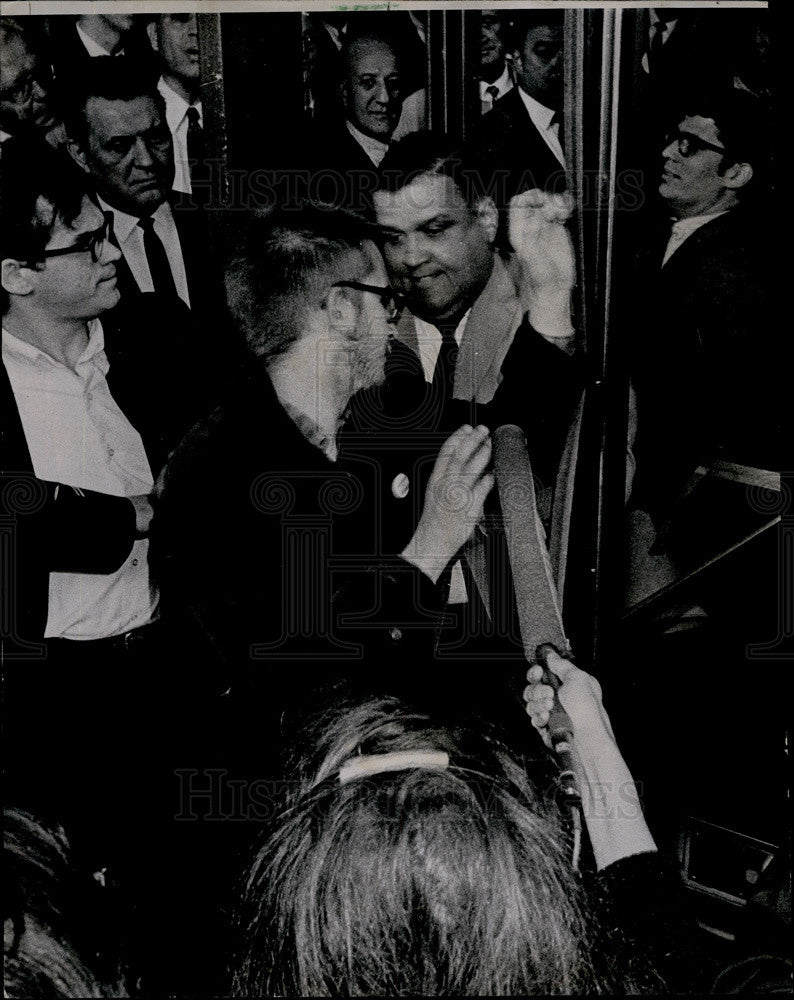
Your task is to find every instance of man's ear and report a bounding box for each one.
[66,139,91,175]
[146,19,160,52]
[325,285,358,335]
[2,259,36,298]
[510,48,523,75]
[473,196,499,243]
[722,161,753,191]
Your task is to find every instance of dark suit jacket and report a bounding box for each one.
[151,361,447,707]
[47,20,157,83]
[1,294,215,652]
[104,198,224,320]
[474,88,568,207]
[343,253,582,599]
[630,206,780,516]
[288,118,382,213]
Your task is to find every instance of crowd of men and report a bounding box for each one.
[1,7,782,996]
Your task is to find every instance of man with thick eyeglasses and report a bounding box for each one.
[1,140,214,869]
[153,201,495,716]
[627,89,780,604]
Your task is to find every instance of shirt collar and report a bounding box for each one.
[516,86,556,131]
[2,318,106,370]
[99,195,171,242]
[650,10,678,32]
[75,21,120,57]
[670,210,729,235]
[480,63,512,99]
[158,77,202,132]
[346,120,390,167]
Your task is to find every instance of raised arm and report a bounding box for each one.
[508,189,577,352]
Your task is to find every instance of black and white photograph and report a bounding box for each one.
[1,1,788,995]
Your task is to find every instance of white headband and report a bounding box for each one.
[338,750,450,785]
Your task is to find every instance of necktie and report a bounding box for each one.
[431,324,459,415]
[186,106,209,194]
[137,215,178,301]
[482,84,500,115]
[550,110,565,155]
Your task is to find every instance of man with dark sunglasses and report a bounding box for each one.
[627,88,780,606]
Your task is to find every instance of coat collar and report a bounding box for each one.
[395,252,522,404]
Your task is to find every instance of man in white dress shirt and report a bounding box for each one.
[476,11,567,208]
[2,139,211,876]
[341,31,404,169]
[361,134,579,625]
[630,90,776,536]
[63,58,192,307]
[74,14,136,59]
[479,9,513,115]
[146,13,205,198]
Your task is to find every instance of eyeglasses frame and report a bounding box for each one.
[331,280,402,320]
[666,129,726,159]
[29,213,113,266]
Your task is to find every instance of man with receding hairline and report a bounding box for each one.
[296,30,405,211]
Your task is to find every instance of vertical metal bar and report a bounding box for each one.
[591,10,622,666]
[425,10,447,134]
[564,7,587,333]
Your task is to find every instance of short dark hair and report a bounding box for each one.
[0,138,88,314]
[508,10,564,53]
[231,695,639,996]
[225,202,380,363]
[59,56,162,146]
[682,88,768,190]
[377,131,492,210]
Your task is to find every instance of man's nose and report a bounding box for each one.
[101,237,122,264]
[132,137,155,169]
[401,234,430,268]
[373,79,390,105]
[662,138,679,160]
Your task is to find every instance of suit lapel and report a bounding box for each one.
[393,255,522,404]
[661,213,734,276]
[456,255,523,403]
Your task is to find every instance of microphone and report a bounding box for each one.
[492,426,580,805]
